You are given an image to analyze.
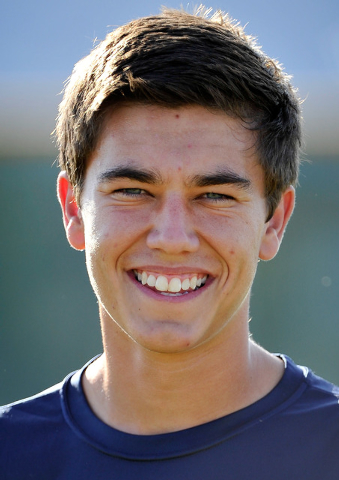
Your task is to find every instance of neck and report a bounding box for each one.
[83,313,284,435]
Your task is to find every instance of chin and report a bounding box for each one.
[125,321,209,354]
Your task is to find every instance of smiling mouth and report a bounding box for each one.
[133,270,208,296]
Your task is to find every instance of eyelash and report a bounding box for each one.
[201,192,235,202]
[114,188,147,197]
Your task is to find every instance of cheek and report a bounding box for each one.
[85,208,145,245]
[196,213,253,251]
[105,207,152,235]
[83,208,152,276]
[199,214,263,278]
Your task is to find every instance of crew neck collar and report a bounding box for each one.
[61,355,308,460]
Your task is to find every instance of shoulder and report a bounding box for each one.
[275,356,339,433]
[302,365,339,413]
[0,372,79,479]
[296,359,339,404]
[0,380,65,436]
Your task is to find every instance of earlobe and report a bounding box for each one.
[57,171,85,251]
[259,186,295,261]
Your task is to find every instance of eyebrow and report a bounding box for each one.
[97,165,162,185]
[188,169,251,190]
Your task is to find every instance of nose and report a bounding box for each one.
[146,194,199,254]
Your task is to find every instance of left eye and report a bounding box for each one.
[202,192,234,201]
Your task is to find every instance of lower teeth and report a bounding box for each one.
[160,291,189,296]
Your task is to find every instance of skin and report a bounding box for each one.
[58,104,295,435]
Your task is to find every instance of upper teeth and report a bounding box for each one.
[135,271,207,293]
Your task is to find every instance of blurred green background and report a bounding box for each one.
[1,0,338,404]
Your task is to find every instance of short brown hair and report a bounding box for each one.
[56,7,302,219]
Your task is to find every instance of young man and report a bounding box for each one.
[1,7,338,479]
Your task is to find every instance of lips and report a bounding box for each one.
[133,270,208,295]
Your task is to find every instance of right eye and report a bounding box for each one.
[113,188,146,197]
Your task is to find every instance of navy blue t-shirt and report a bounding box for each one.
[1,355,339,479]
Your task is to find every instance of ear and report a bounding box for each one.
[259,186,295,261]
[57,171,85,251]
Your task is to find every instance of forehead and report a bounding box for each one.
[88,103,261,182]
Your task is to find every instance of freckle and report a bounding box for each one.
[175,114,180,118]
[229,250,235,255]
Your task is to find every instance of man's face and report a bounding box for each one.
[60,104,292,354]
